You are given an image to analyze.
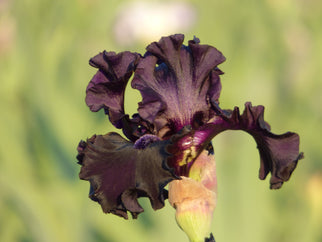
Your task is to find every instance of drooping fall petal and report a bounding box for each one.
[206,102,303,189]
[77,133,177,219]
[167,102,303,188]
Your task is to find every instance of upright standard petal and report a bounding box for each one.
[77,133,177,219]
[86,51,140,128]
[132,34,225,136]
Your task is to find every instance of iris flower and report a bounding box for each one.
[77,34,303,242]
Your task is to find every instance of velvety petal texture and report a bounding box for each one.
[78,34,303,226]
[168,102,303,188]
[77,133,177,219]
[86,51,140,128]
[210,102,303,189]
[132,34,225,136]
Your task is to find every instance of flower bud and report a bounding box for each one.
[168,151,217,242]
[188,151,217,193]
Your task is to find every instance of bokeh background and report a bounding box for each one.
[1,0,322,241]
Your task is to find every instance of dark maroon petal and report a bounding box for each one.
[77,133,177,219]
[203,102,303,188]
[86,51,140,128]
[167,102,303,188]
[131,34,225,136]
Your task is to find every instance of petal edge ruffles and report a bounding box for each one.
[86,51,140,128]
[77,132,177,219]
[132,34,225,135]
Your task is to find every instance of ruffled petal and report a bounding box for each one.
[204,102,303,188]
[86,51,140,128]
[132,34,225,136]
[167,102,303,188]
[77,132,177,219]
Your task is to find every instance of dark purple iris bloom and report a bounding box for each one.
[77,34,303,220]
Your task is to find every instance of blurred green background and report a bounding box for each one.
[1,0,322,241]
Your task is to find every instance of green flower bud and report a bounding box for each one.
[169,151,217,242]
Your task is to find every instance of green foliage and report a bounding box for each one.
[1,0,321,241]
